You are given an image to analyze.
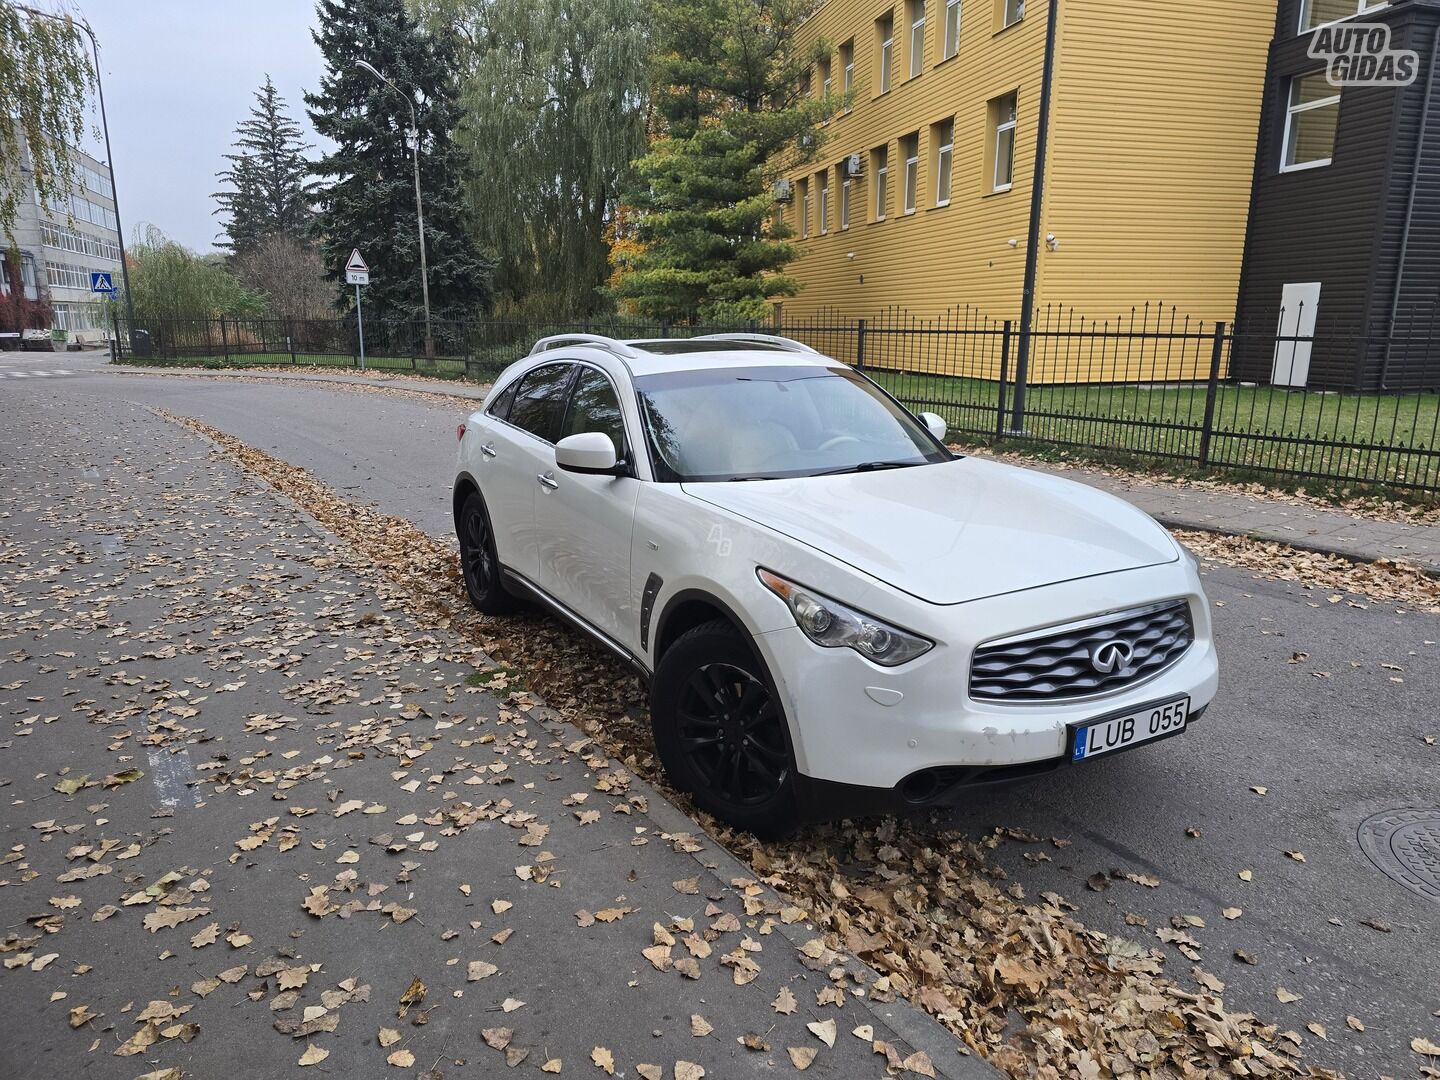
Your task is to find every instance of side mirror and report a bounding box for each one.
[921,412,948,443]
[555,432,620,475]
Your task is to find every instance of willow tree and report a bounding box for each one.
[414,0,650,318]
[612,0,831,323]
[0,5,95,235]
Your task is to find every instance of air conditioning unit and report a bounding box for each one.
[772,178,794,203]
[799,132,817,150]
[846,152,864,178]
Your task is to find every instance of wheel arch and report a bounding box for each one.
[653,588,761,663]
[453,471,481,527]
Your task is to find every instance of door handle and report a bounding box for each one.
[480,442,497,458]
[536,472,559,490]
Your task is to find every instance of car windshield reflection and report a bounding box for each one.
[635,366,952,483]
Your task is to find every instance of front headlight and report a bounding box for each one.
[757,568,933,667]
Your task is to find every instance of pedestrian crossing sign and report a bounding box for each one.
[90,271,116,294]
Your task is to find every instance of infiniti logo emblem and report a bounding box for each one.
[1091,639,1134,674]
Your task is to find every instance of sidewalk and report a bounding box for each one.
[1012,458,1440,573]
[110,362,1440,572]
[0,392,992,1080]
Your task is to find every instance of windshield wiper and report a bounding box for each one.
[809,460,923,477]
[728,475,784,482]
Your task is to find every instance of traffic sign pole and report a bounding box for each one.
[355,283,366,371]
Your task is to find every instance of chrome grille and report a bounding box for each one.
[970,600,1194,702]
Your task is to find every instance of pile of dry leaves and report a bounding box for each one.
[155,412,1436,1078]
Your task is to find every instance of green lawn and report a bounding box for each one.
[868,368,1440,492]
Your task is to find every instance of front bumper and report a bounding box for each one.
[752,562,1219,792]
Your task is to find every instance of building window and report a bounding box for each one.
[52,301,101,332]
[997,0,1023,29]
[990,92,1017,191]
[840,175,852,230]
[799,179,810,238]
[933,118,954,206]
[1299,0,1386,32]
[45,261,92,290]
[41,220,122,261]
[1282,71,1340,170]
[877,12,894,94]
[820,56,832,98]
[1,251,39,299]
[873,146,889,220]
[902,132,919,213]
[944,0,962,58]
[841,40,854,106]
[908,0,926,78]
[818,172,830,234]
[801,67,812,98]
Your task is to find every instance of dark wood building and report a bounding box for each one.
[1234,0,1440,390]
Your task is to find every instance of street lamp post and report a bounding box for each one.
[356,59,434,359]
[16,7,139,350]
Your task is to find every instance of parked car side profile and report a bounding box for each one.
[454,333,1218,836]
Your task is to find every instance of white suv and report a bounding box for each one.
[454,334,1217,836]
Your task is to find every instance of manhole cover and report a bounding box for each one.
[1357,808,1440,905]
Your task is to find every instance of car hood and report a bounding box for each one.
[682,457,1178,605]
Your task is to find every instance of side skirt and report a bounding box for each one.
[499,568,653,686]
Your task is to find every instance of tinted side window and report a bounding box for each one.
[505,363,573,442]
[560,367,628,457]
[487,379,520,420]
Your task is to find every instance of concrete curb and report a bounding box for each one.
[111,363,492,401]
[1156,516,1440,578]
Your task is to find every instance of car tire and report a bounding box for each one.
[457,491,519,615]
[651,619,799,839]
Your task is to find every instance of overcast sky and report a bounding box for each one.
[79,0,329,254]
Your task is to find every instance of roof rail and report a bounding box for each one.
[528,333,640,359]
[692,332,822,355]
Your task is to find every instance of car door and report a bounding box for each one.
[536,363,642,650]
[479,361,575,581]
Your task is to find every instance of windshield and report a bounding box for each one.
[635,366,951,482]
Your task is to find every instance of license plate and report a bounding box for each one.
[1070,697,1189,762]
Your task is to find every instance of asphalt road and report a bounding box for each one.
[5,354,1439,1076]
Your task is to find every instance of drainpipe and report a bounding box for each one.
[1380,23,1439,390]
[1009,0,1060,433]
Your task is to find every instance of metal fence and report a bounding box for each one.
[110,303,1440,495]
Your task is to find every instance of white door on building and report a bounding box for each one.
[1271,282,1320,388]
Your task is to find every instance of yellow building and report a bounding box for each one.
[777,0,1276,373]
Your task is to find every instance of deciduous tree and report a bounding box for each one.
[415,0,649,318]
[0,4,94,236]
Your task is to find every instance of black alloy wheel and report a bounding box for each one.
[457,491,518,614]
[651,619,799,837]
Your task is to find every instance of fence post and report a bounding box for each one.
[660,318,671,339]
[1198,321,1225,469]
[1010,319,1030,433]
[997,320,1012,441]
[855,318,866,370]
[219,315,229,362]
[110,309,120,362]
[288,319,297,364]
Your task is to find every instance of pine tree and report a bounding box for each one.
[611,0,831,322]
[213,76,314,254]
[305,0,494,325]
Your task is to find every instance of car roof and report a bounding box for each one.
[524,333,843,377]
